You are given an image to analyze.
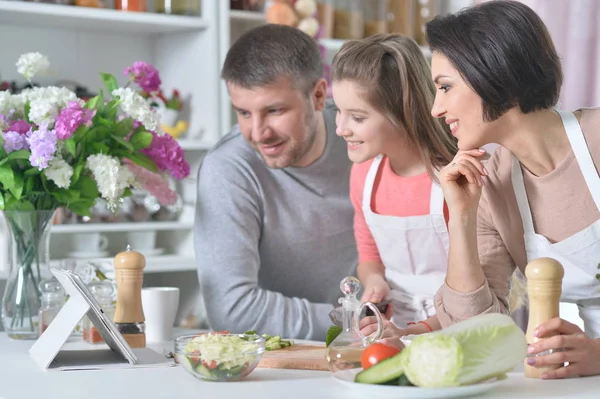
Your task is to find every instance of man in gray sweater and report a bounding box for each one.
[194,24,357,341]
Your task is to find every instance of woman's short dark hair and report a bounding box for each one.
[426,0,563,121]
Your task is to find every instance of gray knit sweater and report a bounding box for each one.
[194,102,357,340]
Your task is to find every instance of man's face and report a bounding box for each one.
[228,76,324,169]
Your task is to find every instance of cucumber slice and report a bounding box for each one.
[180,356,194,371]
[354,352,404,385]
[195,363,212,378]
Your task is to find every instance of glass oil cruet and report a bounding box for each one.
[326,276,385,373]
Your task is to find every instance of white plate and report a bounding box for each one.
[333,369,506,399]
[67,250,110,259]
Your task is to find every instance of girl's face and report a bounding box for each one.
[430,52,495,151]
[332,80,400,164]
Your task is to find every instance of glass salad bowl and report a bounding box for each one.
[174,333,266,382]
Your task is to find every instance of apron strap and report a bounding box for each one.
[511,155,536,234]
[558,110,600,210]
[429,181,444,216]
[362,155,383,214]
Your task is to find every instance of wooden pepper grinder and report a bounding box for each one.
[113,245,146,348]
[524,257,564,378]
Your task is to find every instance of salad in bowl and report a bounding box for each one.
[174,332,266,382]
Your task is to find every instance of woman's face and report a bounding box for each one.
[430,52,494,151]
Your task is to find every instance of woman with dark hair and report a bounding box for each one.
[428,0,600,379]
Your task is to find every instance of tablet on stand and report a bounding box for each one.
[29,268,172,371]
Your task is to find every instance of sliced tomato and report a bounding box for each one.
[360,343,401,370]
[202,359,218,369]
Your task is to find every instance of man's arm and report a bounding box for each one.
[194,152,334,340]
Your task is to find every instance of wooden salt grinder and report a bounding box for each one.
[113,245,146,348]
[524,257,564,378]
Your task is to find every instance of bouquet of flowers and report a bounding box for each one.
[0,52,191,338]
[0,53,190,213]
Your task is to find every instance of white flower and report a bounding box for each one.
[112,87,161,134]
[44,156,73,189]
[16,52,50,81]
[28,99,59,127]
[16,86,78,127]
[0,90,26,117]
[86,154,137,210]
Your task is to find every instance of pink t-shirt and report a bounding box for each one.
[350,156,449,263]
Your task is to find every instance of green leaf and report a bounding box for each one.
[115,118,134,137]
[65,138,77,157]
[90,143,110,153]
[85,94,102,110]
[130,131,153,150]
[68,200,93,217]
[73,175,99,200]
[71,125,89,143]
[6,199,34,212]
[52,189,79,203]
[96,116,113,127]
[125,152,158,173]
[24,101,32,123]
[0,149,31,167]
[100,72,119,95]
[0,165,16,192]
[24,176,35,194]
[24,167,40,177]
[112,136,134,151]
[0,192,4,210]
[104,99,118,121]
[11,172,23,200]
[72,163,85,183]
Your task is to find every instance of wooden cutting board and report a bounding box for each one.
[258,345,329,371]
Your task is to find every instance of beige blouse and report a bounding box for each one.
[435,107,600,326]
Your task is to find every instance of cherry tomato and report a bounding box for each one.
[360,343,401,369]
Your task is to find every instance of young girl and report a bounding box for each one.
[331,34,457,338]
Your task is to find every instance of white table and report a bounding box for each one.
[1,332,599,399]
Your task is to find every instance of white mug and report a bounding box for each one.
[72,233,108,253]
[141,287,180,342]
[126,231,156,251]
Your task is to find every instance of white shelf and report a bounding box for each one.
[229,9,265,22]
[319,38,432,58]
[51,220,193,234]
[0,1,209,34]
[0,255,196,279]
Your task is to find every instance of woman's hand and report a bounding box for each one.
[359,314,406,350]
[526,317,600,379]
[439,149,488,216]
[361,274,390,304]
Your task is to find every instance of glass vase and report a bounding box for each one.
[1,210,56,340]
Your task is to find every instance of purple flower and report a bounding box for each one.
[124,61,161,93]
[8,119,33,135]
[3,131,28,153]
[27,124,57,170]
[142,132,190,180]
[54,101,94,140]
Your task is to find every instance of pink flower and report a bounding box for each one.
[124,61,161,93]
[54,101,94,140]
[142,132,190,180]
[8,119,32,135]
[126,161,178,206]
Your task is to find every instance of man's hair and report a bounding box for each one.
[221,24,323,94]
[426,0,562,121]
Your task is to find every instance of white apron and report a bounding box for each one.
[363,155,449,327]
[511,110,600,339]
